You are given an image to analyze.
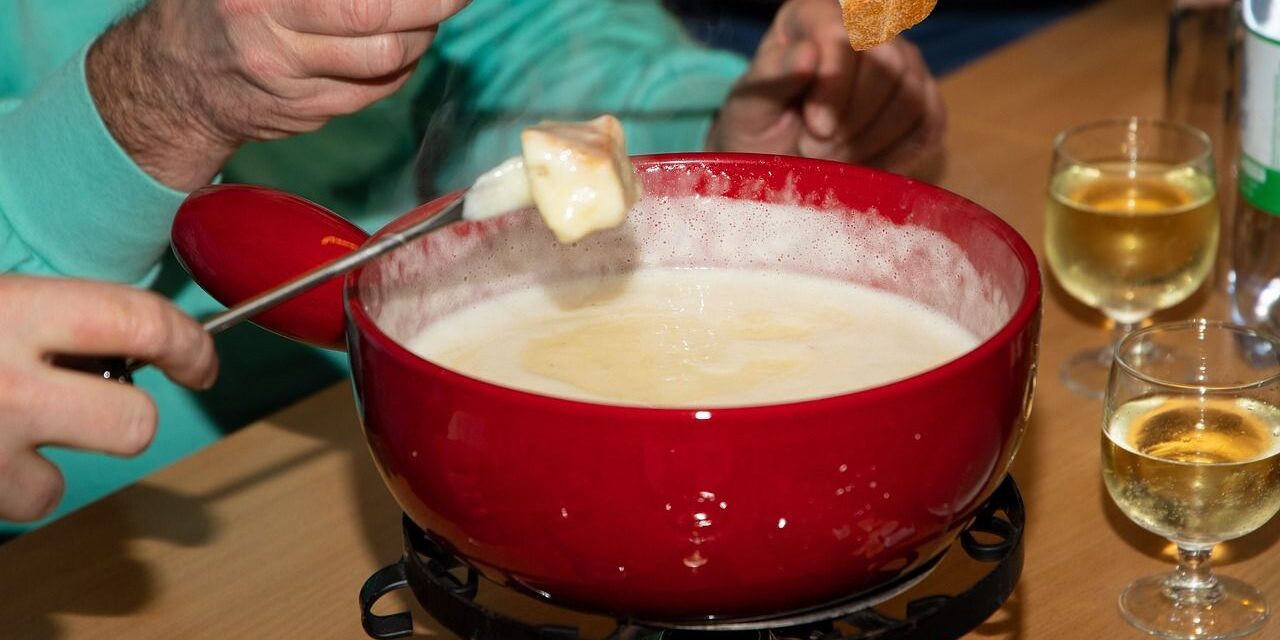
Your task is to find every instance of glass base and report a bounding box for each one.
[1060,346,1112,399]
[1119,573,1269,639]
[1061,330,1178,399]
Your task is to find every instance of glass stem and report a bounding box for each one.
[1111,320,1142,347]
[1166,546,1225,605]
[1104,320,1143,365]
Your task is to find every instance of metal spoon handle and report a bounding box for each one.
[200,197,464,337]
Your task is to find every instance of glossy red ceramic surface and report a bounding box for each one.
[172,184,369,349]
[343,154,1042,620]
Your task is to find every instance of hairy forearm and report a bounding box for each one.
[86,0,464,191]
[86,6,236,192]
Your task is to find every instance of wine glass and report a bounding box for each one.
[1045,118,1220,398]
[1103,320,1280,639]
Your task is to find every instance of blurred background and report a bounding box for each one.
[663,0,1098,75]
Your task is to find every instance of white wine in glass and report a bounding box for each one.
[1103,321,1280,639]
[1104,395,1280,544]
[1045,119,1220,398]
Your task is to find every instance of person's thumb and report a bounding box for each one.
[719,38,818,135]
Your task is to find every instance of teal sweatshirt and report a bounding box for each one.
[0,0,748,534]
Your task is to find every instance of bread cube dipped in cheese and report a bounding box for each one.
[520,115,640,244]
[461,115,641,244]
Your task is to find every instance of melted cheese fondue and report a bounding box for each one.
[407,268,978,408]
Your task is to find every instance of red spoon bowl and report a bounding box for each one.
[172,184,370,349]
[173,153,1041,621]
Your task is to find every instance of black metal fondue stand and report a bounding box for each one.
[359,476,1024,640]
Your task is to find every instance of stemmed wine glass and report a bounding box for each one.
[1103,320,1280,639]
[1045,118,1220,398]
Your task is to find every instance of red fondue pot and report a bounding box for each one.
[173,153,1041,621]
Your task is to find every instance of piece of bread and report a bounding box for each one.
[840,0,938,50]
[520,115,639,244]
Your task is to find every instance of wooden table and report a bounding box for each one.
[4,1,1268,637]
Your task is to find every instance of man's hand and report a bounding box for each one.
[707,0,945,175]
[87,0,470,191]
[0,276,218,521]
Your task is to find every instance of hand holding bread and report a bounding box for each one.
[706,0,945,175]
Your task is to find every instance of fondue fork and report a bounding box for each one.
[68,156,537,378]
[59,140,623,379]
[196,154,534,341]
[199,196,464,338]
[61,158,526,380]
[58,116,639,379]
[72,196,465,378]
[53,192,475,381]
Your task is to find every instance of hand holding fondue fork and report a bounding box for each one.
[57,116,637,371]
[0,276,217,522]
[19,114,636,523]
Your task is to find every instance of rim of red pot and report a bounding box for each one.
[345,152,1042,418]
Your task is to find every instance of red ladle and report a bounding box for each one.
[171,184,455,350]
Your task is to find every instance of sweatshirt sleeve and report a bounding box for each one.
[0,46,186,283]
[417,0,751,195]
